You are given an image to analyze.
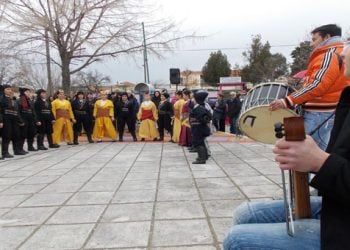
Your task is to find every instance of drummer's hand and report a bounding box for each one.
[269,99,287,111]
[273,135,329,173]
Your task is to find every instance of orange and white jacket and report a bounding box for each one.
[286,37,350,111]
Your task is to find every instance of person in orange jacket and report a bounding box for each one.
[270,24,350,150]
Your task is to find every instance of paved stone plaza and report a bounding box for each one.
[0,140,282,249]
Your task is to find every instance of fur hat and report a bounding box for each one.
[36,89,47,96]
[76,91,84,97]
[162,92,170,99]
[19,85,32,95]
[194,90,208,105]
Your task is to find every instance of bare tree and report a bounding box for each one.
[0,54,61,89]
[72,69,110,93]
[1,0,194,93]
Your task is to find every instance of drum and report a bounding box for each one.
[239,82,297,144]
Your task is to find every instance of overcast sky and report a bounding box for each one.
[92,0,350,84]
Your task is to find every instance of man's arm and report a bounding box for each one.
[274,136,350,206]
[310,154,350,206]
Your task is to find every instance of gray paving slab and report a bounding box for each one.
[101,203,154,222]
[0,206,58,226]
[0,226,36,249]
[112,189,156,203]
[67,191,114,205]
[155,200,206,220]
[152,219,213,247]
[85,222,151,249]
[20,224,94,249]
[0,141,284,249]
[46,205,106,224]
[19,193,72,207]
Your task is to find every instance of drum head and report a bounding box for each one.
[239,106,297,144]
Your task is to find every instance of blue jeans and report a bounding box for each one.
[303,111,334,151]
[223,197,322,250]
[229,116,238,134]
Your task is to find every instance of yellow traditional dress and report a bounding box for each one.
[171,98,185,142]
[51,99,75,144]
[137,101,159,140]
[92,99,117,140]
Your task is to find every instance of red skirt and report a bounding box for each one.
[179,125,192,146]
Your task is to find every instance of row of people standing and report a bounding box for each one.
[212,92,242,134]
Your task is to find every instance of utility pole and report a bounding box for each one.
[45,27,53,95]
[142,22,150,85]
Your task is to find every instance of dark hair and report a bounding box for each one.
[176,90,183,97]
[218,93,224,98]
[311,24,341,38]
[183,90,191,96]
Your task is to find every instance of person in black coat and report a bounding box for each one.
[115,92,137,141]
[190,90,212,164]
[34,89,59,149]
[71,91,94,144]
[226,91,242,134]
[157,92,173,141]
[151,91,161,108]
[18,86,41,152]
[0,85,24,157]
[213,93,226,132]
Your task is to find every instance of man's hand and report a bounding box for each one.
[71,119,77,124]
[273,135,329,173]
[111,117,115,122]
[36,121,42,126]
[52,120,56,124]
[269,99,287,111]
[0,123,3,128]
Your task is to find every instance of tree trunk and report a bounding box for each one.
[61,58,71,95]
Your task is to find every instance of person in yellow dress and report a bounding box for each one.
[137,92,159,141]
[171,90,185,143]
[92,91,117,142]
[51,89,76,145]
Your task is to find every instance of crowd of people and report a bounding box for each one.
[0,86,218,164]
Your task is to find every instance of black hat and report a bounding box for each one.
[2,84,12,90]
[36,89,47,96]
[162,92,170,99]
[76,91,84,96]
[194,90,208,105]
[121,92,128,97]
[19,86,32,95]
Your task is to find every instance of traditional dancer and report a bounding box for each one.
[92,91,117,142]
[137,92,159,141]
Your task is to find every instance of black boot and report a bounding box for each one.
[131,131,137,142]
[73,132,79,145]
[2,142,13,158]
[37,134,48,150]
[27,138,38,151]
[87,133,94,143]
[192,146,206,164]
[119,135,123,142]
[15,140,28,155]
[48,134,60,148]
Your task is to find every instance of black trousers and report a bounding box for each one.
[117,116,136,137]
[1,116,21,154]
[73,115,92,135]
[19,116,37,148]
[158,115,172,139]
